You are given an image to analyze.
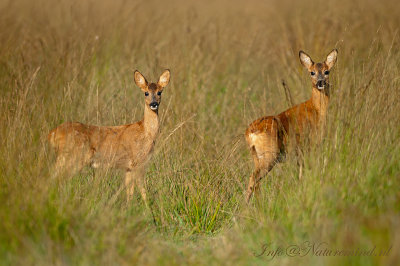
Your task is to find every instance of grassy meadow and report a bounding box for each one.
[1,0,400,264]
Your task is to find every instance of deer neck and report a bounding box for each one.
[311,86,330,121]
[143,104,159,138]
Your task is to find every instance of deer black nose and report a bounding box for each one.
[149,102,159,110]
[317,80,326,88]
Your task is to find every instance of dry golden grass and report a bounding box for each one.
[1,0,400,265]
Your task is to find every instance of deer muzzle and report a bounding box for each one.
[149,102,159,110]
[316,79,326,90]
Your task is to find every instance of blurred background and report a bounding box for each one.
[0,0,399,264]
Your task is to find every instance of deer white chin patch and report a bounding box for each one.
[318,86,324,90]
[150,106,158,110]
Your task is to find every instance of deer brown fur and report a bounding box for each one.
[245,50,338,202]
[48,69,171,201]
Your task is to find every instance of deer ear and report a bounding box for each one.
[299,51,314,69]
[325,49,338,69]
[157,69,170,88]
[134,70,148,91]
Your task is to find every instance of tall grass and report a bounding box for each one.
[0,0,399,264]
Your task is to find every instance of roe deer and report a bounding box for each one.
[245,49,338,202]
[48,69,171,201]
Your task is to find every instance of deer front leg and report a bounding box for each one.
[296,147,304,180]
[125,170,135,201]
[125,167,147,202]
[136,169,147,202]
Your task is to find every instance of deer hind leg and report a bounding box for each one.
[52,155,67,178]
[52,147,93,178]
[246,150,277,202]
[246,133,279,203]
[253,156,277,194]
[52,157,87,178]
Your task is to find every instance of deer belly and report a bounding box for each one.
[90,150,130,169]
[92,141,155,169]
[88,141,129,168]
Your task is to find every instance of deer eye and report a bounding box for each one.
[324,71,330,75]
[310,72,316,76]
[144,92,149,96]
[157,91,162,96]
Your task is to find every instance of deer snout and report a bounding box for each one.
[316,79,326,90]
[149,102,159,110]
